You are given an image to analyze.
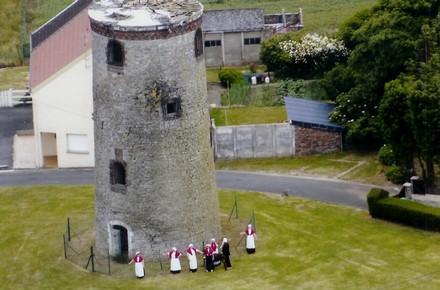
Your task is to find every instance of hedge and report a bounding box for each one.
[367,188,440,232]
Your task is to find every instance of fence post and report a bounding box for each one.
[91,246,95,272]
[63,234,67,259]
[234,193,238,219]
[158,248,163,271]
[107,249,111,275]
[67,217,71,242]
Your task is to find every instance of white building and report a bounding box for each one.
[29,0,94,168]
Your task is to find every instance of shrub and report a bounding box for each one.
[366,188,389,218]
[218,69,245,88]
[367,188,440,232]
[384,165,407,184]
[378,144,395,166]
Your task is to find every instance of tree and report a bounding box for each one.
[324,0,437,146]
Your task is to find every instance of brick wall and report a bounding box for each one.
[294,125,341,156]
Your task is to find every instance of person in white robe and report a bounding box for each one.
[128,251,145,278]
[165,247,182,274]
[243,224,257,254]
[186,243,203,272]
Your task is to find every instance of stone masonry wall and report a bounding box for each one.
[92,23,220,257]
[294,125,341,156]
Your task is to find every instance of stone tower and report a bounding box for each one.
[89,0,219,259]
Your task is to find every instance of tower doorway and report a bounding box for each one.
[111,225,128,262]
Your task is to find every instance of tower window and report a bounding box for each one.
[194,28,203,57]
[162,97,182,119]
[107,39,124,67]
[110,160,126,193]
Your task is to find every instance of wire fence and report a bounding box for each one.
[62,195,257,278]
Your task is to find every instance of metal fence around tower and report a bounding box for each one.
[62,196,257,277]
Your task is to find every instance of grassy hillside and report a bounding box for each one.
[0,0,72,67]
[3,185,440,289]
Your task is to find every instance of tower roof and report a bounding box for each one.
[88,0,203,31]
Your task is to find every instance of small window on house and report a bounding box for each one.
[204,40,222,47]
[244,37,261,45]
[107,39,124,67]
[162,97,182,119]
[195,28,203,57]
[66,134,89,154]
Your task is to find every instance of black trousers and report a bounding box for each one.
[224,254,232,267]
[205,256,214,271]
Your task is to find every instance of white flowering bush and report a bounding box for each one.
[278,33,348,78]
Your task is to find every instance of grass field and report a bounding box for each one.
[3,185,440,289]
[0,66,29,90]
[210,106,287,126]
[0,0,72,66]
[216,151,389,185]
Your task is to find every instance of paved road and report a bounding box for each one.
[0,105,33,168]
[0,169,378,209]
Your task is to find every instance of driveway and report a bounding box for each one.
[0,169,378,210]
[0,105,33,168]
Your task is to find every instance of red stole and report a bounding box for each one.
[187,247,196,255]
[134,255,143,263]
[246,228,255,235]
[169,250,181,259]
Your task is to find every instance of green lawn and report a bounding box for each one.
[210,106,287,126]
[202,0,377,34]
[216,151,389,185]
[2,185,440,289]
[0,66,29,90]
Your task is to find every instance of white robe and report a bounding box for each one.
[246,233,255,249]
[170,252,182,272]
[135,261,145,277]
[187,249,198,270]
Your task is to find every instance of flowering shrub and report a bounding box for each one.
[277,33,348,78]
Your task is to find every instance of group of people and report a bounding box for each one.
[129,224,257,279]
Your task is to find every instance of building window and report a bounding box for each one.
[244,37,261,45]
[110,160,127,193]
[66,134,89,154]
[194,28,203,57]
[162,97,182,119]
[107,39,124,67]
[204,40,221,47]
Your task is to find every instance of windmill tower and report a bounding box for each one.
[89,0,219,259]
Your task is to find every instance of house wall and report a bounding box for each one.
[242,31,263,63]
[294,125,342,155]
[214,123,294,159]
[204,32,223,66]
[32,51,94,168]
[13,134,37,169]
[223,32,243,65]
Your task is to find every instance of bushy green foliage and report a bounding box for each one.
[218,68,245,88]
[384,165,407,184]
[326,0,440,146]
[378,144,395,166]
[367,188,440,232]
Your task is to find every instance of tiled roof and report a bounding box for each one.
[202,8,264,32]
[284,97,342,130]
[29,1,92,89]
